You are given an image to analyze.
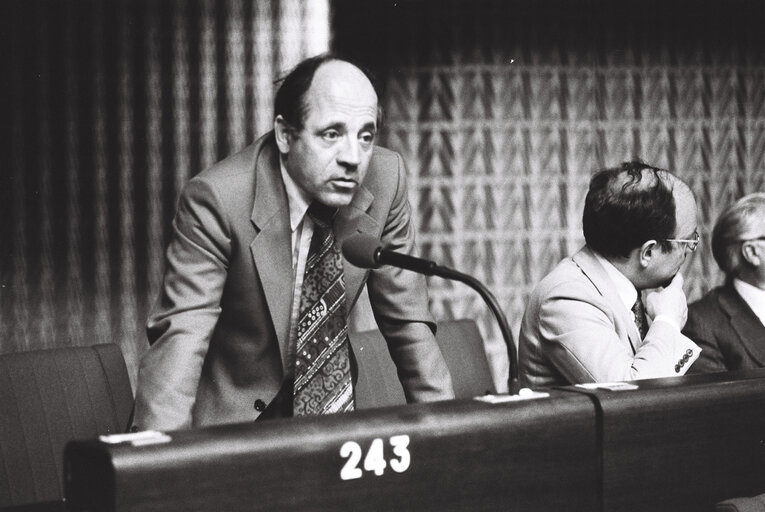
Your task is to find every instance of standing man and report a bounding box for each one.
[132,54,454,431]
[684,193,765,373]
[519,161,701,388]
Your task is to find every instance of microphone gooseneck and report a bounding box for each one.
[341,233,520,394]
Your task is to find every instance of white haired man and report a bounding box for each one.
[684,193,765,373]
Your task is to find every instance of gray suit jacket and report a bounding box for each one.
[684,282,765,373]
[519,246,700,388]
[133,133,454,430]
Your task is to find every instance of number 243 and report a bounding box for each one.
[339,435,410,480]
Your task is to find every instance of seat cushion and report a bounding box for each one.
[351,319,496,408]
[0,344,133,507]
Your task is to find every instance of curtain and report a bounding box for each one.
[2,0,330,386]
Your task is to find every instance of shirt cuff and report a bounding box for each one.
[652,315,680,331]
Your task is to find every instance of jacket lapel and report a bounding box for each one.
[719,283,765,366]
[249,137,293,369]
[335,185,379,308]
[573,247,642,353]
[248,135,381,369]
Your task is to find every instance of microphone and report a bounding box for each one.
[342,233,520,394]
[342,233,438,275]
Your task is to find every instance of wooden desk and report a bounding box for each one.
[65,371,765,511]
[65,392,598,511]
[562,369,765,512]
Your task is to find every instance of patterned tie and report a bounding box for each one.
[631,294,649,340]
[293,203,355,416]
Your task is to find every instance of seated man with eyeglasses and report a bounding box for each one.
[519,160,701,388]
[684,193,765,373]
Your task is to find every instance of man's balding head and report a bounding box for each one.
[583,161,692,259]
[273,53,380,130]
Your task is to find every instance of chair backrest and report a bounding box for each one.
[716,494,765,512]
[0,343,134,508]
[352,319,497,409]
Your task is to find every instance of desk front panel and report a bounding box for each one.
[65,392,598,511]
[563,370,765,512]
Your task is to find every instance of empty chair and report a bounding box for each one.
[352,319,497,409]
[0,344,133,510]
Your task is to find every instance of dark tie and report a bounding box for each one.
[293,203,354,416]
[631,294,649,340]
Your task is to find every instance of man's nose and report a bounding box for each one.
[337,136,361,167]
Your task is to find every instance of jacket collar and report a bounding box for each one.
[572,246,642,352]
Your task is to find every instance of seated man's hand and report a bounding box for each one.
[645,272,688,329]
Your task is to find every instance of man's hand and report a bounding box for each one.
[644,272,688,328]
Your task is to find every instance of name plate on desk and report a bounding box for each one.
[65,393,598,512]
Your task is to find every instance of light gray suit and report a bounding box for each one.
[519,246,700,388]
[133,133,454,430]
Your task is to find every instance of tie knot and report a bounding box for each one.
[631,296,644,315]
[307,202,337,228]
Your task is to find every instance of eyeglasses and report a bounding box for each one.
[662,231,700,252]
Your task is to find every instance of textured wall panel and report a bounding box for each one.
[334,0,765,390]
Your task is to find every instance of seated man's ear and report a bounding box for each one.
[274,115,292,154]
[638,240,658,269]
[741,241,762,267]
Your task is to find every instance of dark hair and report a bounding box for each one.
[583,160,677,259]
[273,53,380,130]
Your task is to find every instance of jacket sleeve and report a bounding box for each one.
[538,280,700,383]
[366,152,455,402]
[133,177,231,430]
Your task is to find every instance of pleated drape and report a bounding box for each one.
[2,0,330,385]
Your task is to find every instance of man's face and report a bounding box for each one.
[276,61,378,208]
[648,183,698,288]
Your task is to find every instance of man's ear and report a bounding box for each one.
[742,242,762,267]
[274,115,292,154]
[638,240,658,269]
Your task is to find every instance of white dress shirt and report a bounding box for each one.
[280,161,315,375]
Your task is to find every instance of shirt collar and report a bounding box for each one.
[279,159,312,232]
[733,278,765,323]
[593,251,639,311]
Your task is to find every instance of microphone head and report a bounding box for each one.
[341,233,382,269]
